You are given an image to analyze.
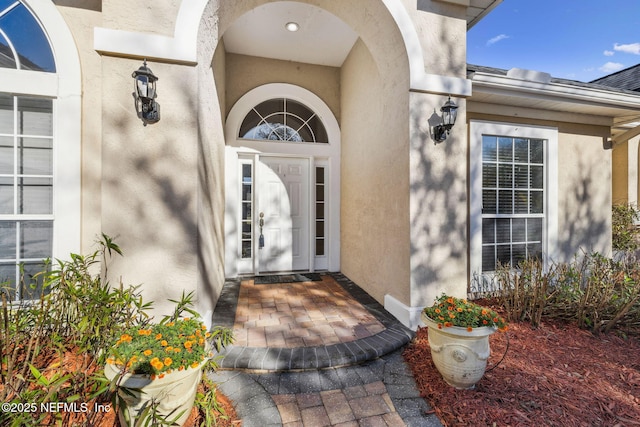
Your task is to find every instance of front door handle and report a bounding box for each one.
[259,212,265,249]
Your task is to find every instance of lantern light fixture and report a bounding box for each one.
[132,59,160,125]
[433,96,458,142]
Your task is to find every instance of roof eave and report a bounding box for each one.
[467,0,503,30]
[470,70,640,114]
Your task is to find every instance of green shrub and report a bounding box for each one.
[492,252,640,335]
[0,235,233,427]
[612,203,640,251]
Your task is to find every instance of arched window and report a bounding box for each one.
[0,1,65,301]
[0,0,55,72]
[239,98,328,143]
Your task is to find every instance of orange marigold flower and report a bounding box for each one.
[482,319,488,325]
[481,309,488,315]
[164,357,173,366]
[178,366,184,371]
[138,330,146,336]
[161,340,168,347]
[155,333,162,340]
[457,307,463,312]
[166,346,173,352]
[437,324,443,329]
[174,348,181,353]
[150,374,156,380]
[190,361,200,369]
[106,357,115,365]
[467,327,473,332]
[158,373,165,379]
[201,324,207,330]
[205,332,211,338]
[434,308,441,314]
[444,322,453,327]
[143,349,152,356]
[449,313,456,319]
[184,341,193,349]
[446,297,454,304]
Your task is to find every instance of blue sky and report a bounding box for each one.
[467,0,640,82]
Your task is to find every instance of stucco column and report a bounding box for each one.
[408,92,468,314]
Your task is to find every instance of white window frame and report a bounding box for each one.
[0,1,81,295]
[469,121,558,286]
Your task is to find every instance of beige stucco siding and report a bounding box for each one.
[612,136,640,206]
[468,113,612,261]
[557,127,612,257]
[102,0,181,37]
[410,94,469,307]
[415,0,467,78]
[225,53,341,122]
[613,141,630,204]
[340,38,411,305]
[100,57,202,318]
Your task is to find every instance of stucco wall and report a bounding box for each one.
[102,0,181,37]
[557,125,612,258]
[409,94,469,307]
[468,114,613,262]
[100,57,201,319]
[415,0,467,78]
[612,141,630,204]
[612,137,640,206]
[225,53,340,123]
[340,38,411,305]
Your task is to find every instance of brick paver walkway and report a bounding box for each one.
[233,276,386,348]
[211,273,443,427]
[273,381,405,426]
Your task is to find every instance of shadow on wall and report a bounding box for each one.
[103,72,227,317]
[409,95,467,307]
[558,144,610,259]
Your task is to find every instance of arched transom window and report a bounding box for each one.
[0,0,56,72]
[239,98,328,143]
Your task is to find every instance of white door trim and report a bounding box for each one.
[224,84,340,277]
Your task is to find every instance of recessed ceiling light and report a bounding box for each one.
[285,22,300,32]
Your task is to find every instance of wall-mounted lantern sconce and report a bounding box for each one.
[132,59,160,125]
[432,96,458,142]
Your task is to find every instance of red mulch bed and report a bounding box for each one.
[404,319,640,426]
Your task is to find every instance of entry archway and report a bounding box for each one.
[224,83,340,277]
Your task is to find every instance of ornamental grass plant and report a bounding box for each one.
[423,294,508,332]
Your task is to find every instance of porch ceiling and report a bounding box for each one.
[222,1,358,67]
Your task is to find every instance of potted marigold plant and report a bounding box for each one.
[421,294,508,389]
[104,293,232,427]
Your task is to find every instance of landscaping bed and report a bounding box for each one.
[404,319,640,426]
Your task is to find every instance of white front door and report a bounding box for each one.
[257,156,310,272]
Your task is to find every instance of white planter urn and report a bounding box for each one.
[422,312,496,389]
[104,360,204,427]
